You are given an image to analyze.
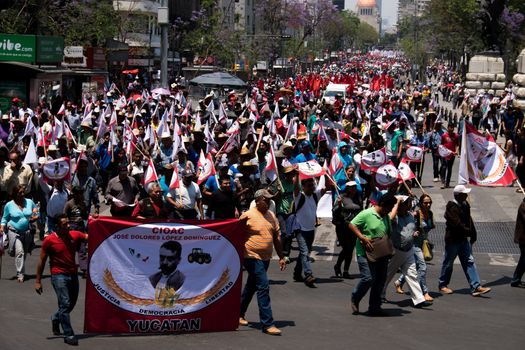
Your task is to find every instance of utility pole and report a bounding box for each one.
[159,0,169,88]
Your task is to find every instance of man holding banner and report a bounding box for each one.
[239,189,286,335]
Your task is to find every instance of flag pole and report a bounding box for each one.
[515,179,525,197]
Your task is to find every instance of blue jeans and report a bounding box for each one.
[438,239,481,292]
[398,247,428,294]
[240,259,274,329]
[294,230,315,278]
[51,274,79,337]
[352,255,389,312]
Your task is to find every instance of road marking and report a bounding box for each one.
[488,253,517,267]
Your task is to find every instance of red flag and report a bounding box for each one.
[197,150,216,184]
[360,147,388,170]
[57,103,65,115]
[296,160,326,180]
[144,159,159,185]
[405,146,424,163]
[328,149,343,175]
[265,144,278,181]
[169,167,180,190]
[374,162,400,189]
[398,160,415,182]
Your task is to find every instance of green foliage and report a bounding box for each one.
[0,0,118,47]
[321,11,360,51]
[354,21,379,48]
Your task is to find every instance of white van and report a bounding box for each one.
[322,83,348,105]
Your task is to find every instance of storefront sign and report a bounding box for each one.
[63,46,86,67]
[0,34,36,63]
[36,36,64,64]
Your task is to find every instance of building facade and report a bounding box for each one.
[356,0,380,34]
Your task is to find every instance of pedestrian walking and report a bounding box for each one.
[511,198,525,288]
[35,214,88,346]
[349,194,397,316]
[238,189,286,335]
[438,185,491,296]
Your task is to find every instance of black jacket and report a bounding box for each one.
[444,200,477,244]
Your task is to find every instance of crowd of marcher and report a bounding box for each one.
[0,52,524,344]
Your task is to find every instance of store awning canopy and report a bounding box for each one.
[189,72,247,88]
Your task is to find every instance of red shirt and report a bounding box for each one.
[441,132,459,152]
[42,230,87,275]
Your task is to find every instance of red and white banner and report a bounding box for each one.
[144,159,159,185]
[405,146,424,163]
[458,122,516,186]
[398,160,415,182]
[438,145,455,160]
[361,147,388,170]
[374,162,400,189]
[85,217,245,334]
[328,149,343,175]
[43,157,70,181]
[296,160,326,180]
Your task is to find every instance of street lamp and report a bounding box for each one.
[158,1,169,88]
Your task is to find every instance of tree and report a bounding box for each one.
[321,10,360,51]
[354,21,379,49]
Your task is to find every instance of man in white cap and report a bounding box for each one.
[438,185,491,296]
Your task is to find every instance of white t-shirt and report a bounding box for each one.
[167,181,201,209]
[294,190,321,231]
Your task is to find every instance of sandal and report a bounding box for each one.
[17,276,24,283]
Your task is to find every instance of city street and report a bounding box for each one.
[1,134,523,350]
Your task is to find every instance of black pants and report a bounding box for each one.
[517,163,525,187]
[440,156,455,187]
[512,244,525,284]
[410,161,423,185]
[431,152,441,179]
[335,223,357,272]
[177,208,198,219]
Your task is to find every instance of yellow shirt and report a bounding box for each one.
[240,207,279,261]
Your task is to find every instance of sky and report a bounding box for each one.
[345,0,399,30]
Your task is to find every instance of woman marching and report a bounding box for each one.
[0,185,39,282]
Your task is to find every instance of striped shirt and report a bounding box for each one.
[240,207,279,261]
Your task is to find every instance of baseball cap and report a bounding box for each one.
[345,181,357,187]
[453,185,471,194]
[181,169,194,178]
[254,189,274,199]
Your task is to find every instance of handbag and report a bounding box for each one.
[422,239,434,261]
[365,235,395,262]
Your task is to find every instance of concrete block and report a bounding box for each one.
[491,82,506,90]
[487,89,495,95]
[512,86,525,99]
[496,74,506,82]
[482,81,491,89]
[466,89,478,96]
[514,73,525,86]
[514,99,525,111]
[517,49,525,74]
[465,81,483,89]
[468,55,505,74]
[494,90,505,97]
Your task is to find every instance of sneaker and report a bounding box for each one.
[52,319,61,335]
[239,317,248,326]
[304,275,316,287]
[334,265,342,277]
[433,178,439,182]
[440,185,445,189]
[17,275,24,283]
[472,286,491,296]
[263,326,282,335]
[64,336,78,346]
[440,287,454,294]
[342,271,352,279]
[283,256,290,264]
[394,280,404,294]
[510,281,525,288]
